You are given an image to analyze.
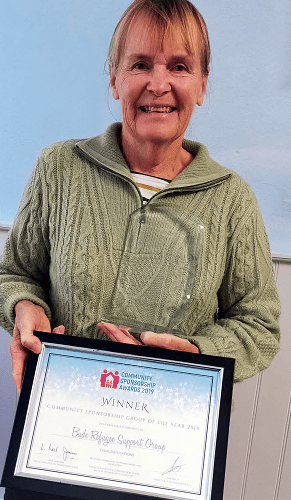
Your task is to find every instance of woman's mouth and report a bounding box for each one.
[139,106,176,113]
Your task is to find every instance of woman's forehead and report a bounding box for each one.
[122,14,201,61]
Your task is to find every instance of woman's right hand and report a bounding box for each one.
[11,300,65,393]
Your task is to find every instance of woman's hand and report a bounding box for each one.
[97,322,142,345]
[140,331,200,353]
[11,300,65,393]
[97,322,200,353]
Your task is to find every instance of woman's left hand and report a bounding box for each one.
[140,331,200,353]
[97,322,142,345]
[97,322,200,353]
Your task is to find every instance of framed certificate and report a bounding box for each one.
[1,332,234,500]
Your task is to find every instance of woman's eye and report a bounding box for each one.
[173,64,187,72]
[132,62,148,70]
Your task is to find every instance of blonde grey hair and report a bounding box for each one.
[107,0,211,77]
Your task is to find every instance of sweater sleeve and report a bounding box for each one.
[189,198,280,383]
[0,157,52,334]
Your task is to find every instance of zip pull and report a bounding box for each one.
[135,207,146,245]
[139,207,147,224]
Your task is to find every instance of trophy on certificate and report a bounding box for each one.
[102,204,205,337]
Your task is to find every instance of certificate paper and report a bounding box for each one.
[1,334,234,500]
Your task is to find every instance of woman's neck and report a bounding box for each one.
[120,133,194,180]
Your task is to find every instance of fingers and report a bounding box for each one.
[140,331,200,353]
[14,300,50,354]
[97,322,122,341]
[119,327,142,344]
[12,300,52,392]
[140,331,173,349]
[11,324,66,394]
[12,301,67,394]
[11,326,30,394]
[97,322,142,345]
[97,324,199,352]
[52,325,66,334]
[12,317,43,354]
[20,330,43,354]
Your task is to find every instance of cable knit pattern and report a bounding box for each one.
[0,123,280,382]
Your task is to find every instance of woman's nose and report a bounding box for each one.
[146,65,171,95]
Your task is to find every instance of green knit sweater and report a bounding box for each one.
[0,123,280,382]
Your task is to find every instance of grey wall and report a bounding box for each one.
[0,228,15,499]
[0,326,16,500]
[0,229,10,257]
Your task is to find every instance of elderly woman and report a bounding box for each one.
[1,0,280,469]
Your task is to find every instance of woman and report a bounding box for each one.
[0,0,280,484]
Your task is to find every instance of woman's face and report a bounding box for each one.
[110,16,208,147]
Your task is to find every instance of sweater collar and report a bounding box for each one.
[75,122,232,190]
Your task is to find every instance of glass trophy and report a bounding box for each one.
[101,204,205,338]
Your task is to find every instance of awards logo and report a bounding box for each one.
[99,369,156,394]
[100,370,120,389]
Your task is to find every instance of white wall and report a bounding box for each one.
[224,259,291,499]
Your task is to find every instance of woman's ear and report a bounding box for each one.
[197,75,208,107]
[109,65,119,100]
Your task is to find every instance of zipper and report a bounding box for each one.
[136,206,146,242]
[146,174,232,204]
[75,143,231,206]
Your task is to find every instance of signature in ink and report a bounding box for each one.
[162,457,185,475]
[63,446,77,462]
[40,443,58,453]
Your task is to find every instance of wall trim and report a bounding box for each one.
[272,254,291,264]
[0,225,11,232]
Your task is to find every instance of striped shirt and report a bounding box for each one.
[131,172,170,204]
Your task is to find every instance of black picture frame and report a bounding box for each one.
[1,332,234,500]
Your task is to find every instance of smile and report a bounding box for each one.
[139,106,176,113]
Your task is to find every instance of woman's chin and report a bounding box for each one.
[133,120,183,145]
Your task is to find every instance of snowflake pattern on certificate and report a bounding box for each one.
[41,347,216,420]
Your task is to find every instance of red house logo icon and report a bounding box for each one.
[100,370,120,389]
